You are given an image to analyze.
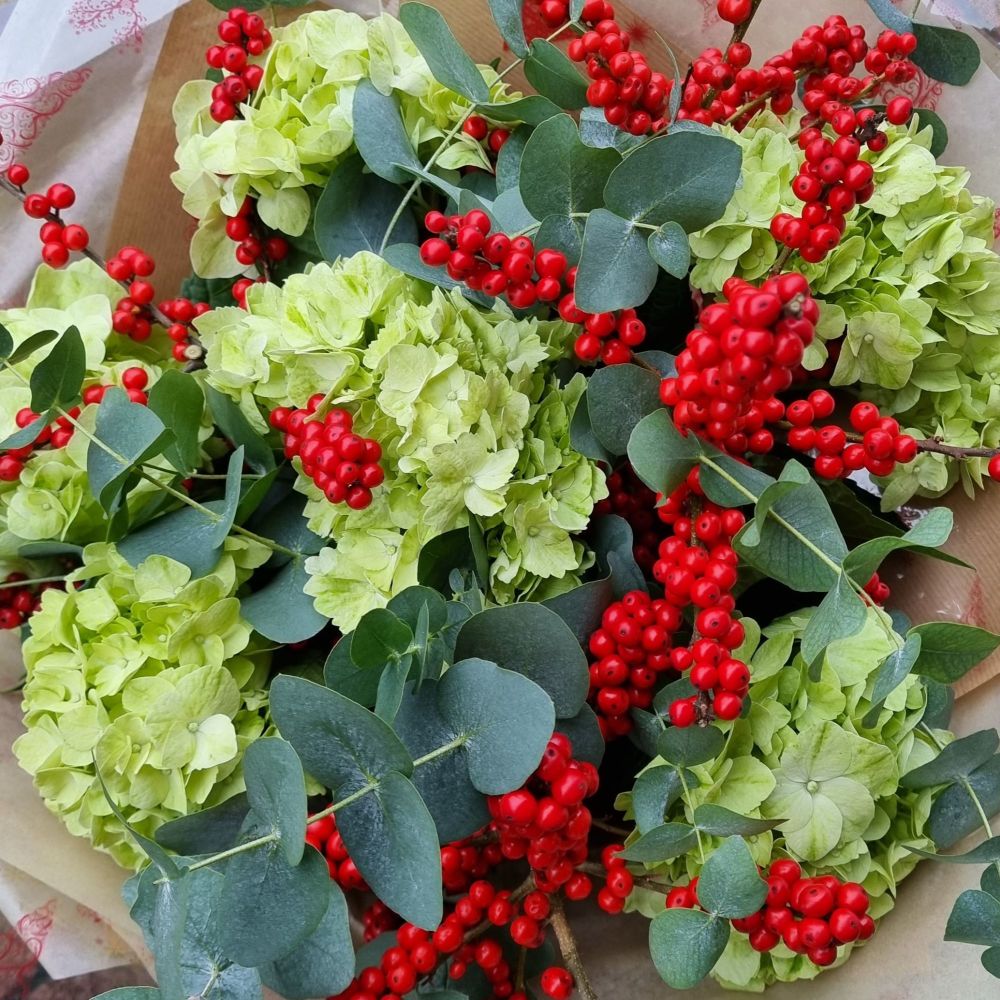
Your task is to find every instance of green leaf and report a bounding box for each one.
[394,680,491,843]
[27,324,85,412]
[923,679,955,729]
[7,328,59,365]
[0,413,48,450]
[219,839,330,965]
[929,756,1000,849]
[94,763,181,878]
[477,95,561,125]
[242,737,307,865]
[555,703,605,768]
[657,725,725,767]
[583,363,662,457]
[698,451,775,509]
[496,125,529,193]
[604,130,743,231]
[209,445,244,546]
[909,622,1000,683]
[117,502,224,577]
[417,522,489,592]
[912,22,981,86]
[374,653,412,723]
[632,765,686,835]
[0,322,11,358]
[204,386,274,474]
[842,507,965,582]
[627,408,701,498]
[399,3,490,103]
[864,0,912,33]
[486,0,528,57]
[735,460,847,593]
[800,572,868,670]
[258,879,355,999]
[518,114,619,221]
[337,770,443,929]
[574,209,659,313]
[269,675,412,792]
[351,608,414,669]
[438,658,555,793]
[863,633,922,726]
[913,107,949,157]
[648,222,691,278]
[146,371,203,476]
[315,155,418,261]
[88,388,171,513]
[523,38,588,109]
[902,730,999,789]
[352,80,421,184]
[536,213,584,264]
[454,603,589,718]
[649,908,729,989]
[620,822,699,862]
[693,805,783,837]
[946,890,1000,946]
[983,947,1000,979]
[240,556,327,644]
[908,836,1000,864]
[155,794,249,855]
[698,836,769,918]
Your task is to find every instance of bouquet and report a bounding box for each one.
[2,0,1000,997]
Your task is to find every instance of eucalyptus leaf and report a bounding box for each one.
[399,3,490,103]
[574,209,659,313]
[584,362,662,457]
[628,408,702,498]
[29,324,85,412]
[242,737,307,865]
[6,328,59,364]
[620,822,699,862]
[908,836,1000,864]
[648,222,691,278]
[485,0,528,56]
[912,21,981,86]
[697,836,769,917]
[555,703,605,768]
[352,80,422,183]
[649,908,729,990]
[240,556,327,644]
[945,890,1000,946]
[155,794,249,855]
[929,756,1000,849]
[523,38,588,109]
[698,451,775,509]
[632,766,686,835]
[146,370,203,475]
[864,0,912,32]
[352,608,414,669]
[117,501,226,578]
[799,572,868,671]
[902,730,999,789]
[478,95,562,124]
[693,805,783,838]
[863,633,922,727]
[657,725,725,767]
[909,622,1000,682]
[204,385,275,473]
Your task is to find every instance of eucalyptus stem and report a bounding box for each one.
[677,768,705,863]
[0,574,67,591]
[377,20,578,253]
[591,817,630,838]
[550,898,600,1000]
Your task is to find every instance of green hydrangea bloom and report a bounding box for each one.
[690,116,1000,506]
[0,261,211,553]
[14,538,273,869]
[615,608,949,991]
[196,251,606,630]
[172,9,514,279]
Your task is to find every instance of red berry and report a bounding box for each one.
[540,967,574,1000]
[23,194,52,218]
[46,183,75,209]
[6,163,29,186]
[717,0,752,24]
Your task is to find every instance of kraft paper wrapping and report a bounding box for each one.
[0,0,999,989]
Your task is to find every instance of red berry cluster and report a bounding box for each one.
[652,472,750,727]
[660,274,816,455]
[6,166,90,268]
[105,246,158,342]
[564,0,671,135]
[586,591,679,740]
[593,465,666,573]
[160,296,212,363]
[862,571,890,606]
[269,395,385,511]
[491,733,597,892]
[419,209,646,364]
[594,842,635,915]
[361,900,399,944]
[223,196,290,269]
[783,397,919,481]
[0,368,151,484]
[0,572,66,631]
[731,860,875,965]
[205,5,272,122]
[461,115,512,159]
[441,834,504,895]
[305,814,369,893]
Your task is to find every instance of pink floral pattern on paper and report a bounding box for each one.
[699,0,722,30]
[879,65,945,111]
[0,70,92,168]
[0,900,55,999]
[992,206,1000,243]
[68,0,146,51]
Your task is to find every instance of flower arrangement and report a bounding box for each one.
[1,0,1000,998]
